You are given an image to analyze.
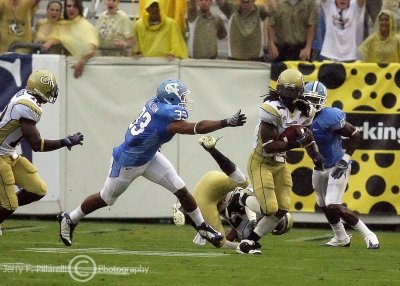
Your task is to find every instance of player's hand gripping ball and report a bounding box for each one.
[278,125,314,147]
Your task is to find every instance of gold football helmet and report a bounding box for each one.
[276,69,304,107]
[26,70,59,103]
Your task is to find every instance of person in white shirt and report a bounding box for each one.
[320,0,366,62]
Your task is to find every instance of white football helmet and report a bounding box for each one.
[156,79,194,110]
[303,81,327,112]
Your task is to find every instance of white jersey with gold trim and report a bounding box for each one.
[252,98,314,157]
[0,89,42,155]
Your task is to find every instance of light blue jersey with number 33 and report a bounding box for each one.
[112,96,188,167]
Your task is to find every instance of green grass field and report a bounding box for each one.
[0,218,399,286]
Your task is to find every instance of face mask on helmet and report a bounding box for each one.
[276,69,304,107]
[303,81,327,112]
[156,79,194,110]
[26,70,59,104]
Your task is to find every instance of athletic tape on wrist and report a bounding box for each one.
[342,153,351,163]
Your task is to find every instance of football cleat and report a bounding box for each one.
[196,222,223,246]
[364,232,379,249]
[324,233,352,247]
[198,136,218,149]
[172,203,185,226]
[236,239,262,255]
[57,212,77,246]
[0,225,2,236]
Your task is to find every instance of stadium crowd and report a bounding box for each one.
[0,0,399,65]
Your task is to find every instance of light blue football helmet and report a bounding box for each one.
[156,79,194,110]
[303,81,327,112]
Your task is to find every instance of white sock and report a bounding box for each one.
[330,222,348,240]
[69,206,86,224]
[187,207,204,227]
[245,196,262,214]
[352,220,373,237]
[254,215,280,237]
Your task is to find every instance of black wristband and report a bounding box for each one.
[221,119,228,128]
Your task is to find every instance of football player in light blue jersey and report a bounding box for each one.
[304,80,379,249]
[58,79,247,246]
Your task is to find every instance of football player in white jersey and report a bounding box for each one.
[237,69,324,250]
[303,80,379,249]
[58,79,247,247]
[0,70,84,232]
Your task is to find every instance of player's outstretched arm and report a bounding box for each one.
[20,118,84,152]
[168,110,247,135]
[198,136,236,175]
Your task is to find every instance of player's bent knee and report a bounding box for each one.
[326,204,342,212]
[36,180,48,196]
[100,192,117,206]
[264,203,278,215]
[1,199,18,211]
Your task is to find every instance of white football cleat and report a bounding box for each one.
[198,136,219,149]
[57,212,77,246]
[325,233,352,247]
[172,203,185,226]
[236,239,262,255]
[364,232,379,249]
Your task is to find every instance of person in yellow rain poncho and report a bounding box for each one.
[358,9,400,63]
[0,0,41,54]
[133,0,188,60]
[138,0,186,35]
[44,0,98,78]
[33,0,65,54]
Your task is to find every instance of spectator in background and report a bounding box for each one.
[382,0,400,31]
[363,0,382,39]
[267,0,317,63]
[133,0,188,60]
[359,10,400,63]
[310,1,325,62]
[320,0,366,62]
[0,0,41,54]
[47,0,98,78]
[187,0,227,59]
[216,0,277,61]
[138,0,187,35]
[96,0,135,56]
[34,0,65,54]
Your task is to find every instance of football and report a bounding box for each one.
[278,125,306,142]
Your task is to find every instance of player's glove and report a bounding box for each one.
[222,109,247,127]
[312,152,325,171]
[331,159,348,179]
[295,99,313,117]
[60,132,84,150]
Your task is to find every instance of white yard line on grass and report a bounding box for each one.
[18,247,230,257]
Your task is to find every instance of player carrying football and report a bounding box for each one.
[229,69,324,252]
[57,79,246,247]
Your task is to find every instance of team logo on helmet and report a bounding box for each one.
[40,75,56,89]
[164,82,181,98]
